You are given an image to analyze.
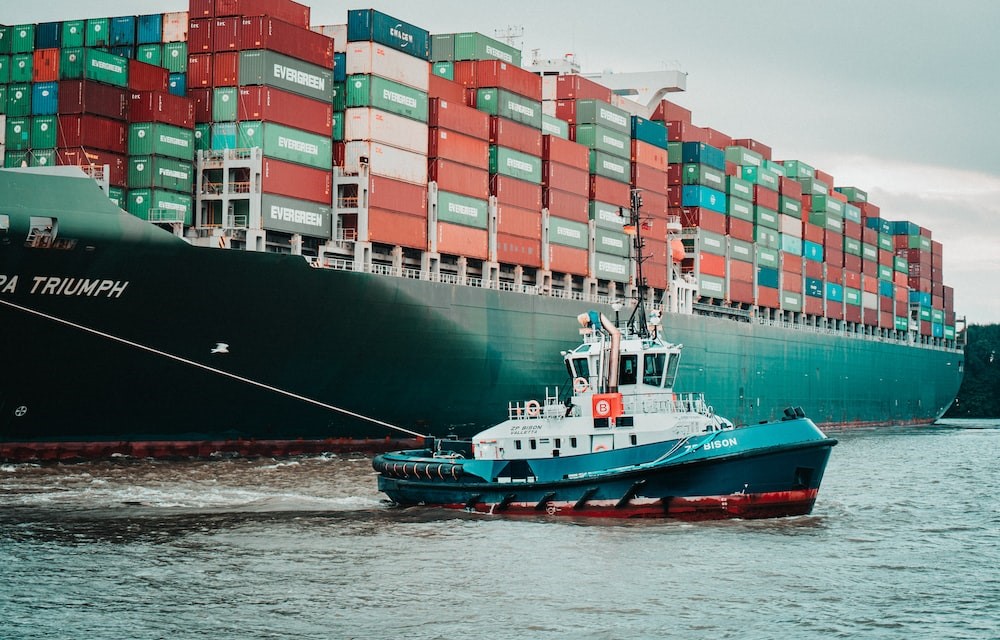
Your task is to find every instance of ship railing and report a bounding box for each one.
[623,392,710,416]
[147,208,186,224]
[229,181,251,194]
[337,196,360,209]
[755,315,961,353]
[225,214,248,229]
[508,389,565,420]
[201,181,223,195]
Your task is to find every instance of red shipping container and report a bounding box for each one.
[189,18,213,52]
[631,139,667,170]
[646,258,670,289]
[815,168,834,187]
[726,217,754,242]
[680,207,726,235]
[190,0,215,17]
[879,310,894,330]
[895,299,908,316]
[894,271,908,287]
[725,160,738,177]
[57,80,126,119]
[861,308,877,327]
[428,128,489,168]
[188,87,213,123]
[213,17,239,52]
[757,285,779,308]
[542,135,588,170]
[861,258,877,276]
[261,157,331,204]
[128,59,169,92]
[437,221,488,260]
[862,227,877,244]
[239,16,334,68]
[453,60,542,101]
[731,138,772,161]
[830,190,847,203]
[782,271,803,293]
[428,75,466,103]
[802,222,824,244]
[779,176,802,197]
[187,53,213,87]
[238,85,332,136]
[783,254,803,273]
[805,296,824,317]
[589,175,630,207]
[493,175,541,210]
[826,249,844,270]
[730,260,753,281]
[729,279,754,304]
[857,202,880,218]
[363,208,427,249]
[543,162,588,193]
[632,163,668,193]
[496,232,542,267]
[56,148,126,187]
[650,99,692,124]
[497,205,541,238]
[639,189,669,218]
[555,74,612,102]
[369,177,427,218]
[333,141,345,167]
[217,0,310,28]
[548,244,589,276]
[667,120,708,143]
[666,163,682,185]
[879,248,894,266]
[704,128,732,149]
[128,91,195,129]
[666,186,682,208]
[429,98,489,140]
[842,220,861,240]
[32,49,59,83]
[844,254,862,273]
[489,117,541,156]
[753,185,779,210]
[698,253,725,277]
[212,51,239,86]
[544,188,589,223]
[428,158,489,199]
[804,259,823,279]
[57,115,126,153]
[843,270,861,289]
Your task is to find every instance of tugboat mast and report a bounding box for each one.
[625,187,650,339]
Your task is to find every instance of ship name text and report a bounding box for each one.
[273,64,326,91]
[269,205,324,228]
[0,275,129,298]
[702,437,738,450]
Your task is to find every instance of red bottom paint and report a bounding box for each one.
[437,489,821,521]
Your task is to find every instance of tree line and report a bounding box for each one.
[945,324,1000,418]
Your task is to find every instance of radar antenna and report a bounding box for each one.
[624,188,652,339]
[493,25,524,50]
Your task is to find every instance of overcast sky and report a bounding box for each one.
[9,0,999,324]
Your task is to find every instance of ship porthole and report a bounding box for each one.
[13,405,28,418]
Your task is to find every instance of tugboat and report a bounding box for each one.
[373,202,837,520]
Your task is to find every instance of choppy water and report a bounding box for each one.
[1,421,998,639]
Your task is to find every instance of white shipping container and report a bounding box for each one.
[344,141,427,186]
[344,41,430,92]
[312,24,347,52]
[541,99,557,118]
[541,75,557,101]
[862,290,878,310]
[161,11,189,43]
[778,213,802,237]
[0,115,6,145]
[344,108,428,155]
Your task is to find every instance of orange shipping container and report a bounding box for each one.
[496,204,541,238]
[365,208,427,249]
[698,252,726,278]
[632,163,668,194]
[428,158,489,199]
[437,221,488,259]
[589,175,630,207]
[843,270,861,288]
[370,176,427,218]
[428,128,489,169]
[805,296,824,316]
[757,286,780,308]
[429,98,489,140]
[862,276,879,294]
[213,51,239,87]
[783,254,803,273]
[496,232,542,267]
[729,260,754,282]
[782,271,803,293]
[32,49,59,82]
[428,75,466,103]
[644,259,669,290]
[261,157,331,204]
[631,139,667,170]
[542,135,589,170]
[548,244,589,276]
[544,188,589,223]
[493,175,541,210]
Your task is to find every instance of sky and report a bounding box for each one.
[7,0,1000,324]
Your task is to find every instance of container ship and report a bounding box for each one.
[0,1,964,461]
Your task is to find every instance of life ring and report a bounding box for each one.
[594,444,608,452]
[525,400,541,417]
[573,377,589,393]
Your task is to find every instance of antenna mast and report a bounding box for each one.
[626,188,650,339]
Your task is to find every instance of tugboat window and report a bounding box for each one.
[570,437,577,448]
[515,440,522,450]
[620,355,638,385]
[530,439,537,450]
[643,353,666,386]
[569,357,590,380]
[663,353,681,389]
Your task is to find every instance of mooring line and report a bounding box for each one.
[0,298,428,438]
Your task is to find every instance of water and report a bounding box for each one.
[2,421,998,639]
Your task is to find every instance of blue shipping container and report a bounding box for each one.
[757,266,780,289]
[35,22,61,49]
[908,290,931,306]
[878,279,894,298]
[681,185,726,214]
[333,52,346,82]
[865,216,893,234]
[826,282,844,302]
[891,220,920,236]
[346,9,430,60]
[110,16,136,46]
[681,141,725,170]
[802,239,824,262]
[168,73,186,97]
[805,277,824,298]
[211,122,238,150]
[136,14,163,45]
[932,323,944,338]
[630,116,668,149]
[779,234,802,256]
[30,82,58,115]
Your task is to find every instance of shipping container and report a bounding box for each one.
[162,42,187,73]
[29,82,57,115]
[239,15,334,68]
[212,16,239,52]
[543,134,589,170]
[541,114,569,139]
[59,49,129,87]
[261,156,332,205]
[129,122,195,160]
[5,117,30,151]
[127,188,192,225]
[56,148,126,186]
[236,121,331,169]
[343,140,426,184]
[555,99,629,135]
[589,200,627,229]
[428,157,489,198]
[452,32,521,66]
[188,18,212,52]
[128,155,194,192]
[428,98,489,139]
[554,74,613,103]
[489,116,541,155]
[490,145,542,184]
[187,53,213,88]
[590,175,630,207]
[548,216,589,250]
[346,9,430,60]
[10,53,32,84]
[428,128,489,168]
[238,49,334,103]
[57,80,125,120]
[129,91,194,129]
[9,25,35,54]
[110,16,136,46]
[137,14,164,44]
[436,190,488,228]
[238,85,332,136]
[162,12,189,43]
[548,243,589,276]
[493,175,541,210]
[453,59,540,100]
[543,162,589,194]
[361,207,427,248]
[261,192,332,239]
[136,43,163,67]
[345,73,428,122]
[128,60,169,92]
[58,114,126,153]
[369,177,427,217]
[496,232,542,268]
[345,41,428,91]
[497,204,541,238]
[472,87,541,128]
[436,221,488,259]
[344,107,427,154]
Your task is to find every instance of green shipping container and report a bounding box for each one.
[194,123,211,151]
[740,165,780,189]
[811,194,844,215]
[431,61,453,80]
[0,86,7,115]
[128,123,195,160]
[843,202,862,223]
[799,176,828,196]
[729,238,754,263]
[877,232,893,252]
[127,188,193,225]
[756,246,779,268]
[163,43,188,73]
[878,264,894,281]
[59,49,129,87]
[261,192,332,237]
[667,141,682,164]
[541,114,569,139]
[345,74,428,122]
[30,115,57,149]
[861,243,878,261]
[5,150,30,168]
[779,195,802,218]
[10,53,32,83]
[726,175,753,200]
[783,159,814,179]
[754,206,779,229]
[838,186,868,203]
[595,227,629,257]
[0,55,9,84]
[845,287,862,306]
[331,82,346,111]
[136,44,163,66]
[475,87,541,128]
[437,191,488,229]
[895,316,909,331]
[594,252,630,283]
[489,146,542,184]
[570,99,630,135]
[6,84,31,117]
[61,21,86,48]
[698,273,726,299]
[5,117,30,151]
[725,145,763,167]
[239,50,333,103]
[237,121,333,170]
[213,87,238,122]
[843,237,862,256]
[755,226,779,250]
[589,200,626,230]
[453,32,521,66]
[574,124,629,159]
[108,186,125,208]
[589,150,631,183]
[908,235,932,251]
[86,18,111,48]
[430,34,454,62]
[128,156,195,192]
[30,149,55,167]
[682,163,726,190]
[332,112,343,141]
[549,216,589,249]
[0,27,9,55]
[781,290,803,312]
[10,25,35,54]
[698,229,726,255]
[894,255,907,273]
[728,196,753,222]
